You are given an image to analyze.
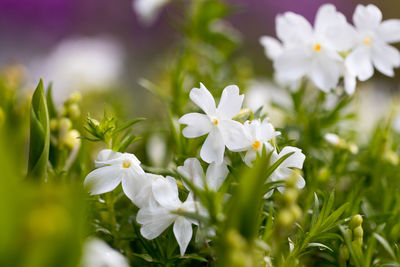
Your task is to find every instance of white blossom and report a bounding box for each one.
[345,4,400,82]
[80,237,129,267]
[232,119,280,167]
[137,176,198,256]
[179,83,247,164]
[133,0,169,25]
[267,146,306,196]
[177,157,229,191]
[84,149,145,201]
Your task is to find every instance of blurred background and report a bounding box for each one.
[1,0,399,116]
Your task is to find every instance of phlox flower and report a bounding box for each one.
[179,83,246,164]
[260,4,355,92]
[266,146,306,197]
[84,149,145,200]
[177,157,229,191]
[137,176,199,256]
[232,119,280,167]
[80,237,129,267]
[345,4,400,82]
[133,0,169,25]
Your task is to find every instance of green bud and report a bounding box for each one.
[59,118,72,131]
[318,167,330,182]
[50,119,58,131]
[282,188,298,204]
[68,103,81,119]
[277,209,294,227]
[353,226,363,239]
[289,204,302,220]
[286,171,300,188]
[63,129,81,149]
[350,215,363,228]
[0,107,5,126]
[68,91,82,103]
[339,244,349,261]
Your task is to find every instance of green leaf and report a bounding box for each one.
[373,233,396,260]
[27,79,50,180]
[46,82,57,119]
[113,118,145,134]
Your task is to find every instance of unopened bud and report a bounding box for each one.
[68,91,82,103]
[68,103,81,119]
[50,119,58,131]
[350,215,363,228]
[59,118,72,131]
[289,204,302,220]
[63,129,81,149]
[353,226,363,239]
[277,209,294,227]
[282,188,298,204]
[339,244,349,261]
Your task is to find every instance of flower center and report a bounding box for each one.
[313,43,322,52]
[363,37,372,46]
[122,160,131,168]
[252,141,261,150]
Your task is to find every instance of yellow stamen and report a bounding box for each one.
[122,160,131,168]
[213,119,219,125]
[314,43,322,51]
[252,141,261,150]
[363,37,372,46]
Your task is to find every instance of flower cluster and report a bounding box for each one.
[84,83,306,256]
[260,4,400,94]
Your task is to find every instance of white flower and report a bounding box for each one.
[80,237,129,267]
[137,176,198,256]
[267,146,306,195]
[34,37,123,105]
[345,4,400,81]
[133,173,165,208]
[324,133,340,146]
[84,149,145,201]
[133,0,169,25]
[177,158,229,191]
[233,119,280,167]
[261,4,355,92]
[179,83,246,164]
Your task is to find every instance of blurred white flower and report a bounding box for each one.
[37,36,124,104]
[261,4,354,92]
[268,146,306,194]
[345,4,400,81]
[137,176,198,256]
[177,157,229,191]
[179,83,246,164]
[233,119,280,167]
[80,237,129,267]
[324,133,340,146]
[146,133,167,167]
[84,149,145,200]
[133,0,169,25]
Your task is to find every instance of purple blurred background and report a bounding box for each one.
[0,0,398,93]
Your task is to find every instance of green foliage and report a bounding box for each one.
[28,79,50,180]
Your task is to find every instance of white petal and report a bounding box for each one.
[173,217,193,256]
[179,113,212,138]
[95,149,123,168]
[243,150,257,167]
[309,54,342,91]
[121,173,147,205]
[377,19,400,43]
[132,174,159,208]
[152,176,181,209]
[345,46,374,81]
[217,85,244,119]
[278,146,305,169]
[189,83,217,115]
[259,36,283,60]
[371,43,400,77]
[274,47,310,82]
[219,120,248,151]
[137,206,175,239]
[259,120,277,142]
[84,166,122,195]
[314,4,346,34]
[276,12,313,45]
[200,128,225,164]
[353,4,382,31]
[177,158,205,190]
[344,70,356,95]
[297,175,306,189]
[205,162,229,191]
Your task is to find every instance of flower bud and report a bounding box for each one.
[282,188,298,204]
[339,244,349,261]
[350,214,363,228]
[68,103,81,119]
[277,208,294,227]
[63,129,81,149]
[68,91,82,103]
[50,119,58,131]
[289,204,302,220]
[353,226,363,239]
